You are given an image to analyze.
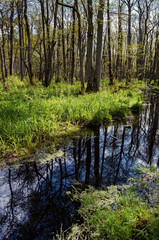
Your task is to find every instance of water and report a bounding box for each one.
[0,90,159,240]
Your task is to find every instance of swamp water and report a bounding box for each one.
[0,91,159,240]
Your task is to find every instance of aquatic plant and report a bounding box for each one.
[56,166,159,240]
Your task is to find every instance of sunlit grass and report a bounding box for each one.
[0,76,144,159]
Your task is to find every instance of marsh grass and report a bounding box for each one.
[0,76,144,159]
[56,166,159,240]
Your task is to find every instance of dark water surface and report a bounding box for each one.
[0,91,159,240]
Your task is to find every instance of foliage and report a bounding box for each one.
[56,166,159,240]
[150,80,159,91]
[0,76,144,160]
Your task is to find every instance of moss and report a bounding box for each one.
[59,167,159,240]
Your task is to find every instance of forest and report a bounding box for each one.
[0,0,159,240]
[0,0,159,91]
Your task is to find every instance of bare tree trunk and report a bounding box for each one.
[61,0,67,81]
[40,0,58,87]
[24,0,34,85]
[86,0,94,91]
[1,20,8,78]
[70,6,75,84]
[107,0,113,85]
[58,0,84,88]
[39,39,43,82]
[116,0,123,82]
[75,0,84,89]
[136,0,144,80]
[0,41,8,91]
[153,26,159,83]
[93,0,105,91]
[17,0,25,81]
[9,0,14,76]
[56,26,61,83]
[40,0,47,85]
[126,0,132,82]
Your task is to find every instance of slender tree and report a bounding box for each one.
[93,0,106,91]
[16,0,25,81]
[24,0,35,85]
[9,0,14,75]
[116,0,123,82]
[86,0,94,91]
[107,0,113,85]
[0,40,8,91]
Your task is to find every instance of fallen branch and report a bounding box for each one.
[110,135,118,140]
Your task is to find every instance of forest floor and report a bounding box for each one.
[0,76,145,164]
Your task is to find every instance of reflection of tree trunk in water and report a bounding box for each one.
[59,158,63,190]
[144,104,149,128]
[148,98,159,164]
[33,161,52,189]
[46,163,49,189]
[46,163,54,194]
[77,139,81,173]
[101,128,107,178]
[64,147,67,176]
[47,162,54,195]
[85,136,91,184]
[128,127,135,155]
[114,127,126,184]
[112,126,118,159]
[33,162,41,188]
[73,140,78,179]
[148,96,154,126]
[8,168,14,223]
[109,126,118,181]
[134,113,141,156]
[50,159,53,184]
[94,128,100,188]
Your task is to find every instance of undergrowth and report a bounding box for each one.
[55,166,159,240]
[150,80,159,91]
[0,76,145,160]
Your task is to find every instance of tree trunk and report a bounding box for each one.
[70,6,75,84]
[16,0,25,81]
[9,0,14,76]
[153,27,159,83]
[136,1,144,80]
[1,20,8,78]
[116,0,123,82]
[24,0,34,85]
[61,0,67,81]
[86,0,94,91]
[107,0,113,85]
[126,0,132,83]
[75,0,84,89]
[93,0,105,91]
[56,27,61,83]
[40,0,58,87]
[0,41,8,91]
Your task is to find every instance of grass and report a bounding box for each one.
[56,166,159,240]
[0,76,145,161]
